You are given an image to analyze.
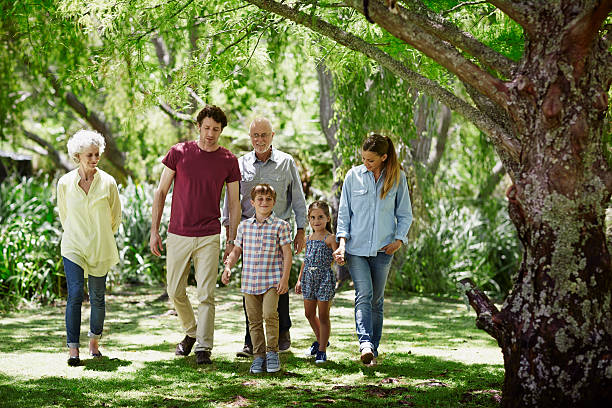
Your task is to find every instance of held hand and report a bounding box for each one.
[221,268,231,285]
[333,246,345,265]
[150,231,163,257]
[277,278,289,295]
[381,240,402,255]
[222,243,234,262]
[294,229,306,254]
[295,281,302,294]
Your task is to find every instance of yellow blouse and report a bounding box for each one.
[57,168,121,277]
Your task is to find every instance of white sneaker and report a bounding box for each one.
[360,347,374,365]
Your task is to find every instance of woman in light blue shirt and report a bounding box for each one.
[333,133,412,366]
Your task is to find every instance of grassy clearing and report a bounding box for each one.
[0,285,503,407]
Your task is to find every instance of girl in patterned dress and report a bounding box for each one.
[295,201,341,364]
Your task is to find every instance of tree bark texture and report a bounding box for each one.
[357,1,612,405]
[247,1,612,406]
[460,2,612,406]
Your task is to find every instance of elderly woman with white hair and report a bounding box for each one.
[57,129,121,366]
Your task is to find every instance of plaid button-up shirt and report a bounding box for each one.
[235,214,292,294]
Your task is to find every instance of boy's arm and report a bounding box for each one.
[222,246,242,285]
[276,243,292,294]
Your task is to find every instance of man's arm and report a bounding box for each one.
[224,181,241,260]
[149,166,175,256]
[288,158,307,253]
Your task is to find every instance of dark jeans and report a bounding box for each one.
[243,291,290,347]
[64,257,107,348]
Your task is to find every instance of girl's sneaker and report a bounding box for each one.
[306,341,330,357]
[306,341,320,357]
[315,350,327,364]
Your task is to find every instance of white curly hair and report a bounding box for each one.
[67,129,106,164]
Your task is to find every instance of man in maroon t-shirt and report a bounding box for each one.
[150,105,241,365]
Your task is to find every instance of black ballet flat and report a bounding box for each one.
[67,356,81,366]
[90,351,103,358]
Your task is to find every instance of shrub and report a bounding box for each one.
[389,198,520,298]
[0,176,64,309]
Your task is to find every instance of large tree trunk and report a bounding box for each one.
[248,1,611,405]
[464,4,612,406]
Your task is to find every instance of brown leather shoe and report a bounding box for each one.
[195,350,212,364]
[278,330,291,353]
[175,335,196,356]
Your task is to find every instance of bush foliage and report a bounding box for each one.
[0,175,522,309]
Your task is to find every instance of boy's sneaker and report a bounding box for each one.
[266,351,281,373]
[315,350,327,364]
[306,341,330,357]
[250,356,266,374]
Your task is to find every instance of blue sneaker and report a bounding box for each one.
[315,350,327,364]
[250,356,265,374]
[306,341,320,357]
[306,341,330,357]
[266,351,281,373]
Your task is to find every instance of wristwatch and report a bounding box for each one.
[227,240,235,245]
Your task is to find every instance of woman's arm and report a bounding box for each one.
[57,182,66,228]
[109,180,122,234]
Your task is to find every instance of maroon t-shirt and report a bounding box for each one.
[162,141,241,237]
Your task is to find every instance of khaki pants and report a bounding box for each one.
[166,232,220,352]
[244,288,279,357]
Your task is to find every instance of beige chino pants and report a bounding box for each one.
[166,232,220,352]
[244,287,280,358]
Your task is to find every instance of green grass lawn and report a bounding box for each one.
[0,284,503,407]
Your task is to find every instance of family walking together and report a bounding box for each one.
[57,104,413,373]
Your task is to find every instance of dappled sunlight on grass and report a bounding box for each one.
[0,284,503,407]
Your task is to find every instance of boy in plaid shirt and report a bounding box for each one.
[222,184,292,373]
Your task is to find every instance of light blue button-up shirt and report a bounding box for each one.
[222,147,307,229]
[336,164,413,257]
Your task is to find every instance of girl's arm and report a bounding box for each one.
[326,233,339,251]
[295,262,305,294]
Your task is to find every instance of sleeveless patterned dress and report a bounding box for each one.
[301,234,336,301]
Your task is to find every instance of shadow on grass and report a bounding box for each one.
[0,286,503,407]
[0,353,502,408]
[82,356,132,372]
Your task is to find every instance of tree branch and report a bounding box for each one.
[477,160,506,200]
[487,0,536,35]
[245,0,520,165]
[459,278,503,342]
[21,127,72,171]
[158,100,196,124]
[344,0,511,107]
[427,103,451,176]
[401,0,518,78]
[45,70,130,177]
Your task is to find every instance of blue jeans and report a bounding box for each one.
[347,252,394,356]
[64,257,107,348]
